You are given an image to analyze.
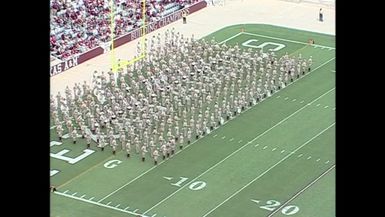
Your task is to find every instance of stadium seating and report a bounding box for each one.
[50,0,200,61]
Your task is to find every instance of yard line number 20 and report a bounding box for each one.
[259,199,299,215]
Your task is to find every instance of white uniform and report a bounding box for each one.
[153,149,159,164]
[141,145,148,161]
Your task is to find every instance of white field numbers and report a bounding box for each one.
[259,199,299,215]
[50,140,95,176]
[170,177,207,191]
[241,39,286,51]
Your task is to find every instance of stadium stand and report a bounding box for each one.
[50,0,200,61]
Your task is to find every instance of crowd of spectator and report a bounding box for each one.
[50,0,200,60]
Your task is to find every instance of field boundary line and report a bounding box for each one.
[201,123,335,217]
[267,164,335,217]
[218,32,244,44]
[53,191,150,217]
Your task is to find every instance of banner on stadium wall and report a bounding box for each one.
[50,0,207,77]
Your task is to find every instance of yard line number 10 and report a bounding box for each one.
[170,177,207,191]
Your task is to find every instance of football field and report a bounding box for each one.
[50,24,335,217]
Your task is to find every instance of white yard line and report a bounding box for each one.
[218,32,244,44]
[267,165,336,217]
[242,32,336,49]
[201,123,335,217]
[53,191,149,217]
[143,86,335,215]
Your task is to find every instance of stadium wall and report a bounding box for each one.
[50,0,207,77]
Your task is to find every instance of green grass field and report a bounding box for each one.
[50,24,335,217]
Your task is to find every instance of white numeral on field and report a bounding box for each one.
[170,177,207,191]
[281,205,300,215]
[189,181,206,191]
[50,169,59,176]
[50,149,95,164]
[257,199,300,215]
[171,177,189,187]
[50,141,62,147]
[241,39,286,51]
[260,200,281,211]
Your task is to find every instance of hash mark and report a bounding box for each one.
[229,138,234,141]
[272,148,277,151]
[324,106,329,108]
[238,140,243,143]
[297,154,303,158]
[213,134,217,138]
[300,100,304,103]
[63,190,69,194]
[284,97,289,100]
[106,201,112,206]
[307,156,312,160]
[221,136,226,139]
[316,104,321,107]
[281,150,285,154]
[263,146,268,150]
[292,99,296,102]
[255,143,260,147]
